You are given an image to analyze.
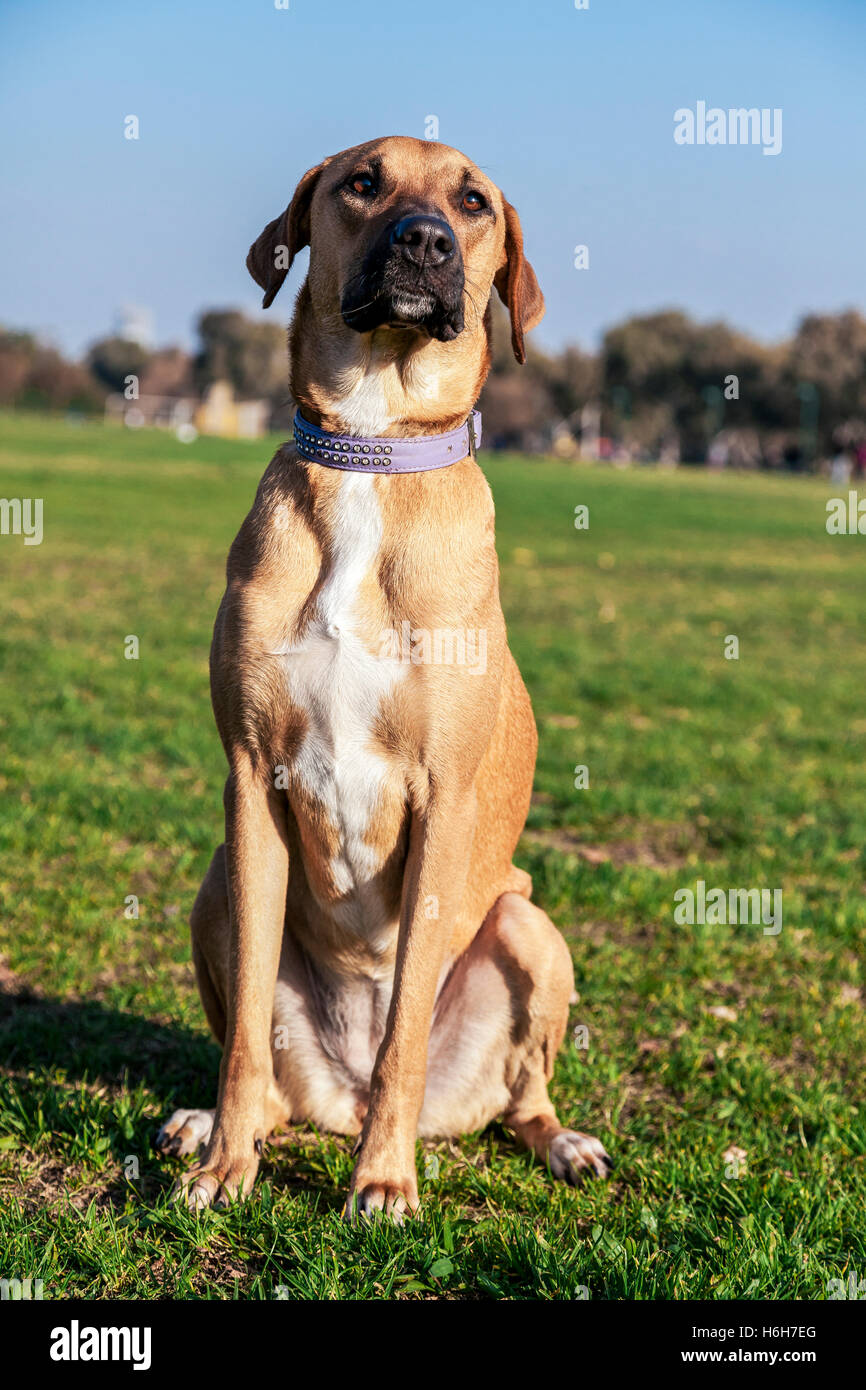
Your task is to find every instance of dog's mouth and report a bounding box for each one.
[340,212,466,343]
[385,290,438,326]
[341,278,465,342]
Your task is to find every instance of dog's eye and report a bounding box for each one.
[462,190,486,212]
[348,173,376,196]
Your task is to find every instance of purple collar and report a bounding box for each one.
[292,409,481,473]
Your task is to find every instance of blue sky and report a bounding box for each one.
[1,0,862,358]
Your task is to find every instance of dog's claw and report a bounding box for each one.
[548,1131,613,1184]
[343,1182,416,1225]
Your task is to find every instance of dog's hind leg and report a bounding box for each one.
[421,891,612,1183]
[496,894,612,1182]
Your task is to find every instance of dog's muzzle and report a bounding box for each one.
[341,211,465,341]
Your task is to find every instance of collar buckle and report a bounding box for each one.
[467,414,477,459]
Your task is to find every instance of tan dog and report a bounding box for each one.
[156,136,611,1217]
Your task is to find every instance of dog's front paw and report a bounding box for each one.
[172,1135,263,1210]
[548,1130,613,1184]
[343,1167,419,1224]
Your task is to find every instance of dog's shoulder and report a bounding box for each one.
[222,446,321,585]
[210,448,322,706]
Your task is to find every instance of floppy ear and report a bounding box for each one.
[493,199,545,364]
[246,161,326,308]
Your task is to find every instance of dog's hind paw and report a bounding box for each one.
[155,1108,215,1158]
[548,1130,613,1184]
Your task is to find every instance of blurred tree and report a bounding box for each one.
[787,310,866,448]
[87,336,152,394]
[195,310,288,404]
[600,310,801,462]
[139,347,194,397]
[4,305,866,462]
[546,344,602,422]
[0,328,37,403]
[0,328,105,411]
[20,346,104,412]
[481,300,598,448]
[479,371,554,448]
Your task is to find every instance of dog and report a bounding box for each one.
[156,136,612,1218]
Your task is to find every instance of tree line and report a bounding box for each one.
[1,303,864,466]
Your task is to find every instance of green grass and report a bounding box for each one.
[0,410,864,1300]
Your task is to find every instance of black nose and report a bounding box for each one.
[389,214,455,267]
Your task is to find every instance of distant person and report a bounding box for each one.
[708,438,728,469]
[830,447,853,484]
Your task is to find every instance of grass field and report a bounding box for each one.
[1,409,864,1301]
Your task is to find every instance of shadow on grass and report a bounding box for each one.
[0,984,351,1212]
[0,983,220,1100]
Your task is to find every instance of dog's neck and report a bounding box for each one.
[289,284,492,439]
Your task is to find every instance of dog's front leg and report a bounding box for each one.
[346,784,476,1221]
[179,754,288,1208]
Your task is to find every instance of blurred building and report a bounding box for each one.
[105,378,270,438]
[113,305,155,349]
[194,380,269,438]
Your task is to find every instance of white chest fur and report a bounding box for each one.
[333,342,442,438]
[277,473,406,933]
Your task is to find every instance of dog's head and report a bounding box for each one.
[247,136,544,364]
